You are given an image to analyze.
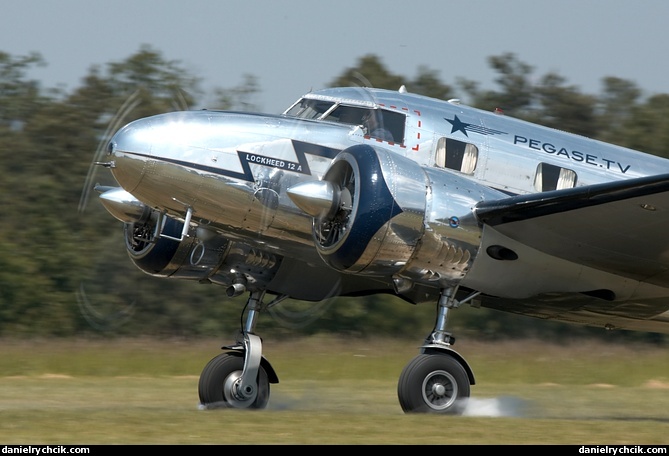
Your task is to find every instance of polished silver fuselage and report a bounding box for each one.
[104,87,669,332]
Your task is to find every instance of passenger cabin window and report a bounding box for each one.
[284,98,406,143]
[534,163,577,191]
[434,137,478,174]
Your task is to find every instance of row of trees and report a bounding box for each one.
[1,46,667,342]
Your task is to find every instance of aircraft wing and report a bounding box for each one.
[474,172,669,287]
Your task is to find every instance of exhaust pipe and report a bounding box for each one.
[226,277,247,297]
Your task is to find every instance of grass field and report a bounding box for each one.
[0,336,668,444]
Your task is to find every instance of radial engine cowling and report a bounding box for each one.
[288,144,503,285]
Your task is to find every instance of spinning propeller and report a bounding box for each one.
[76,90,149,332]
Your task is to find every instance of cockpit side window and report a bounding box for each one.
[324,105,366,125]
[284,98,335,119]
[367,109,405,143]
[326,106,405,143]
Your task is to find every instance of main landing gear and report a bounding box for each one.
[398,286,478,414]
[197,286,477,414]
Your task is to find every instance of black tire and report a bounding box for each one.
[397,353,470,414]
[198,352,270,409]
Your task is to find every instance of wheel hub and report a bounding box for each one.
[432,383,447,397]
[223,371,255,408]
[422,370,458,410]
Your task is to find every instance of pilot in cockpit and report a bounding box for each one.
[362,109,393,141]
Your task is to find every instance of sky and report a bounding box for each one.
[3,0,669,114]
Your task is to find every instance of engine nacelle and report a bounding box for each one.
[125,216,228,280]
[124,214,285,294]
[298,144,505,287]
[96,187,230,282]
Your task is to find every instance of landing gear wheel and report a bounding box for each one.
[198,352,270,409]
[398,353,469,414]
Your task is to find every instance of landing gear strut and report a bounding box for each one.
[398,286,478,414]
[198,290,280,409]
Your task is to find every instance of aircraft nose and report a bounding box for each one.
[106,118,155,193]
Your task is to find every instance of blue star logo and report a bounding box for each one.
[444,115,507,137]
[446,115,470,136]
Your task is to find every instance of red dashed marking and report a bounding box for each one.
[412,110,422,151]
[364,136,399,147]
[365,106,422,150]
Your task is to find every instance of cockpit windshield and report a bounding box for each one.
[284,97,406,144]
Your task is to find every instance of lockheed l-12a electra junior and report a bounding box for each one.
[91,85,669,414]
